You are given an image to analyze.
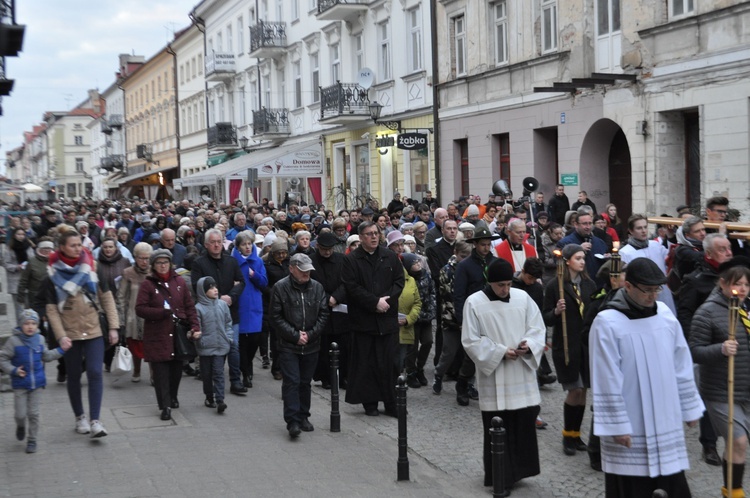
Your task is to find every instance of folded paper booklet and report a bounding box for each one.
[332,304,348,313]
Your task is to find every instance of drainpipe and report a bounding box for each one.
[429,0,441,204]
[166,42,182,197]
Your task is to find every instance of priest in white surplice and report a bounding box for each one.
[462,258,546,493]
[590,258,704,498]
[618,214,677,315]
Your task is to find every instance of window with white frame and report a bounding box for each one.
[541,0,557,53]
[180,65,185,84]
[193,103,199,132]
[240,87,247,124]
[227,25,233,54]
[237,17,245,53]
[75,158,83,172]
[292,0,299,21]
[311,54,320,103]
[216,33,223,52]
[494,1,508,65]
[74,135,83,145]
[407,6,422,72]
[309,0,315,11]
[354,34,364,72]
[228,91,235,124]
[453,15,466,76]
[669,0,694,18]
[330,43,340,83]
[250,80,258,111]
[182,106,188,133]
[276,0,283,21]
[198,54,203,74]
[263,75,270,108]
[218,95,225,122]
[378,22,391,81]
[279,68,286,108]
[293,61,302,108]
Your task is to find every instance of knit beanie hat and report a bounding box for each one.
[487,259,514,283]
[562,244,585,260]
[18,309,39,326]
[402,253,420,272]
[150,248,173,264]
[202,276,217,293]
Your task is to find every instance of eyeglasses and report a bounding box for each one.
[633,284,663,296]
[154,260,170,266]
[361,231,379,237]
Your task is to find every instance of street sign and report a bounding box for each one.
[560,173,578,186]
[397,133,428,150]
[376,136,394,148]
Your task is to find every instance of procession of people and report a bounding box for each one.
[0,188,749,497]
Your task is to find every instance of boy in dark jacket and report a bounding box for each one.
[0,309,68,453]
[195,277,233,414]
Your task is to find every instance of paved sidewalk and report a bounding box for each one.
[0,355,730,497]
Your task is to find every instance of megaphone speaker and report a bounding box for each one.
[492,180,511,197]
[522,177,539,192]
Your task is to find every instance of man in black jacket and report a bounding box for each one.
[270,253,329,438]
[426,219,459,367]
[192,229,246,395]
[310,232,348,389]
[547,184,570,226]
[342,221,405,417]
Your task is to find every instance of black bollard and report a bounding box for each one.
[652,490,668,498]
[491,416,508,498]
[396,374,409,481]
[329,342,340,432]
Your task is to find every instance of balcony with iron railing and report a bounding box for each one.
[252,108,290,140]
[99,155,124,172]
[207,122,238,151]
[108,114,123,129]
[249,21,287,59]
[319,82,371,125]
[205,52,236,82]
[317,0,369,22]
[101,120,112,134]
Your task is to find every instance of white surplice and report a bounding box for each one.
[619,241,677,315]
[590,302,704,478]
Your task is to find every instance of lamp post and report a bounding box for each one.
[368,101,401,132]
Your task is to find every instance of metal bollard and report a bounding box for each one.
[490,416,507,497]
[329,342,340,432]
[396,374,409,481]
[652,490,668,498]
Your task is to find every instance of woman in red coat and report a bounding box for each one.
[135,249,200,421]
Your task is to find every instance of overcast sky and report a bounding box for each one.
[0,0,198,161]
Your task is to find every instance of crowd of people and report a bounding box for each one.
[0,186,748,497]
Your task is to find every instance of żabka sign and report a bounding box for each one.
[397,133,428,150]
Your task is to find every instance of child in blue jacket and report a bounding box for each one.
[0,309,68,453]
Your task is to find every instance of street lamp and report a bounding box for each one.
[238,136,252,152]
[369,101,401,132]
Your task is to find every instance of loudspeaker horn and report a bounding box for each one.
[522,177,539,193]
[492,180,511,197]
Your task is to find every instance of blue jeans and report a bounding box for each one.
[65,338,104,420]
[278,351,318,425]
[200,355,226,402]
[228,324,241,387]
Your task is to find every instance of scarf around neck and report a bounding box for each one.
[48,249,98,311]
[626,236,650,250]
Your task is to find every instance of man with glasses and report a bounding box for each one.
[494,218,537,271]
[557,209,607,284]
[191,229,246,395]
[590,257,703,497]
[619,214,675,315]
[342,221,404,417]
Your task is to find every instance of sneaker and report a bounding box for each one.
[75,415,91,434]
[535,417,548,430]
[217,401,227,414]
[432,375,443,395]
[205,397,216,408]
[300,418,314,432]
[406,373,422,389]
[16,425,25,441]
[25,441,36,454]
[416,370,428,386]
[131,375,141,383]
[89,420,108,438]
[262,356,270,369]
[467,384,479,400]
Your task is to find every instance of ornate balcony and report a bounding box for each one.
[317,0,369,22]
[101,120,112,135]
[108,114,123,129]
[205,52,236,82]
[249,21,287,59]
[207,122,238,151]
[252,108,290,141]
[319,82,371,125]
[100,155,124,172]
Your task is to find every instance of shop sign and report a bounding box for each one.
[397,133,428,150]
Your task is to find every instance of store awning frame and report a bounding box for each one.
[115,165,178,186]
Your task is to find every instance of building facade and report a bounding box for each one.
[435,0,750,219]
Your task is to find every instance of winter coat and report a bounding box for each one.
[0,328,63,390]
[341,245,405,335]
[135,270,199,363]
[97,250,131,299]
[543,276,597,385]
[0,244,34,294]
[398,270,422,345]
[677,258,720,339]
[689,289,750,403]
[310,250,349,335]
[194,277,233,357]
[117,266,149,341]
[270,274,329,355]
[17,253,49,309]
[232,247,267,333]
[454,249,497,325]
[44,279,120,342]
[557,232,607,284]
[412,268,436,323]
[191,253,245,324]
[439,256,460,331]
[426,239,455,282]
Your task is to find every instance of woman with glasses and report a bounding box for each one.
[543,243,597,457]
[117,243,152,383]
